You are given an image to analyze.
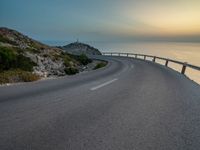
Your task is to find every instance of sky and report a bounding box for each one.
[0,0,200,43]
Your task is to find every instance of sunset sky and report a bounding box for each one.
[1,0,200,42]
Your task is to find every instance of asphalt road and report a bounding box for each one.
[0,56,200,150]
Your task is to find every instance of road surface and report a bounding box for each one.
[0,56,200,150]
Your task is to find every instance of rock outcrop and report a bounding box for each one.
[60,41,101,55]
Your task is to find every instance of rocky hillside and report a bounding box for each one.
[60,41,102,55]
[0,27,92,83]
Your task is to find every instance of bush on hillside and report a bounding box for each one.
[78,54,92,65]
[68,53,92,65]
[0,46,37,72]
[64,67,79,75]
[0,47,17,71]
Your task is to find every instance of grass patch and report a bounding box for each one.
[93,62,107,70]
[0,69,40,84]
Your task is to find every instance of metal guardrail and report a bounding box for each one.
[102,52,200,75]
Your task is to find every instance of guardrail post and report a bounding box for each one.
[144,56,146,60]
[118,53,120,56]
[181,62,187,74]
[127,53,129,57]
[111,53,112,56]
[165,60,169,67]
[153,56,156,62]
[135,54,137,58]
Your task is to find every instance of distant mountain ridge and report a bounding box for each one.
[60,41,102,55]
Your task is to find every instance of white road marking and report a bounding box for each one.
[90,78,118,91]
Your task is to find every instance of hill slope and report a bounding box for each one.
[0,27,92,83]
[61,42,101,55]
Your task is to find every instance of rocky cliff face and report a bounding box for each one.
[0,27,78,77]
[61,42,102,55]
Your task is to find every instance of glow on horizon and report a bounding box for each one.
[117,0,200,37]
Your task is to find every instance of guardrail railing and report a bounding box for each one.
[102,52,200,75]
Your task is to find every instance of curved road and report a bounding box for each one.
[0,56,200,150]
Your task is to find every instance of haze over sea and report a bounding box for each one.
[45,41,200,84]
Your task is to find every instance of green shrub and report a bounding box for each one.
[0,69,40,84]
[93,62,107,70]
[64,67,79,75]
[67,53,92,65]
[16,54,37,71]
[0,46,36,72]
[0,47,17,71]
[61,53,92,68]
[60,53,74,67]
[77,54,92,65]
